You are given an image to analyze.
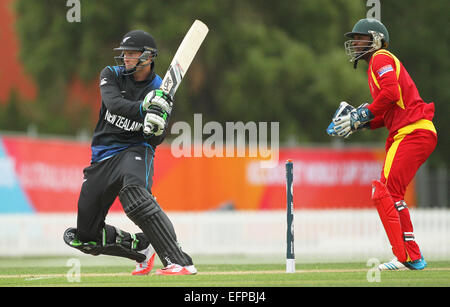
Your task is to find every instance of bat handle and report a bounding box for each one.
[143,124,153,135]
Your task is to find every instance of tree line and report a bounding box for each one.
[3,0,448,167]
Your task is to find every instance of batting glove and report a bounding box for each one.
[142,89,173,114]
[143,106,168,136]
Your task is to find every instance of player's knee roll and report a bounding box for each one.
[103,224,148,252]
[119,185,161,225]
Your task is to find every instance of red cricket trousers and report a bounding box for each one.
[380,120,437,261]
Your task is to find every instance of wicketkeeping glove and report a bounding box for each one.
[326,101,355,137]
[333,103,374,138]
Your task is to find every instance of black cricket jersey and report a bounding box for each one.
[90,65,164,163]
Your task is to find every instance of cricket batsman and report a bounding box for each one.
[63,30,197,275]
[327,18,437,270]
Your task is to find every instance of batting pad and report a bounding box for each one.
[119,185,193,267]
[371,180,408,263]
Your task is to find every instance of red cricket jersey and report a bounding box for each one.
[366,49,435,136]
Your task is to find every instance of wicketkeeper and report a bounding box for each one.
[327,18,437,271]
[64,30,197,275]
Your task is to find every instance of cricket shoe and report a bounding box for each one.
[378,256,427,271]
[378,258,408,271]
[155,264,197,276]
[132,245,156,276]
[403,255,427,270]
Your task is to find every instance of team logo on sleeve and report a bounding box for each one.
[377,64,394,77]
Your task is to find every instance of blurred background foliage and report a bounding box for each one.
[3,0,448,166]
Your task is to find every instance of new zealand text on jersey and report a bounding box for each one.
[105,109,143,132]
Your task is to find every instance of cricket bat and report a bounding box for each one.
[144,19,209,134]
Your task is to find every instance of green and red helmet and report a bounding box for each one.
[344,18,389,63]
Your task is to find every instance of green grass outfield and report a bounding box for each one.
[0,256,449,287]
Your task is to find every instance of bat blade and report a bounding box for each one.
[160,19,209,98]
[144,20,208,135]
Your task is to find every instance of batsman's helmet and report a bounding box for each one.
[344,18,389,65]
[114,30,158,75]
